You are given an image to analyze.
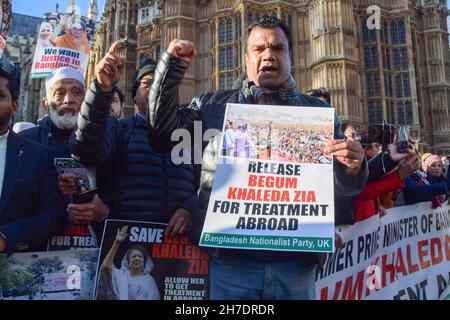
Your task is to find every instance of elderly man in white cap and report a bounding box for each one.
[20,67,108,250]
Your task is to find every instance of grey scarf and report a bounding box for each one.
[243,75,299,104]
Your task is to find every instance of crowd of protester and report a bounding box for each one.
[307,91,450,225]
[0,16,449,300]
[224,121,332,164]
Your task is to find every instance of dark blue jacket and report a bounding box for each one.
[403,170,450,205]
[72,80,197,223]
[0,131,66,256]
[19,115,107,248]
[19,116,73,158]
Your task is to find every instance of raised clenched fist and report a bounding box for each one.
[167,39,197,63]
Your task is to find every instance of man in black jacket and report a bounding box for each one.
[72,43,197,237]
[146,17,368,299]
[0,68,66,256]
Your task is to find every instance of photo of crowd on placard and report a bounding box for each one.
[222,104,333,164]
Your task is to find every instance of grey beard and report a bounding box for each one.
[48,106,78,130]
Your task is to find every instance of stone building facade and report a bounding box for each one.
[89,0,450,153]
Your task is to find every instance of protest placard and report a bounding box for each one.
[0,1,12,59]
[94,219,210,300]
[200,103,335,252]
[49,158,98,251]
[31,10,95,78]
[316,202,450,300]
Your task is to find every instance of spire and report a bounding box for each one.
[56,3,59,13]
[66,0,80,16]
[87,0,98,21]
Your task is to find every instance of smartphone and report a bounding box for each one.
[72,188,98,204]
[368,124,395,146]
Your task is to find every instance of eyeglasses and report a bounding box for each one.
[139,80,153,88]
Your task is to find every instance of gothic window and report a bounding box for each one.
[369,27,377,43]
[403,75,411,97]
[227,47,233,68]
[397,101,405,125]
[386,48,391,70]
[405,101,413,124]
[371,47,378,67]
[382,47,391,70]
[400,48,408,70]
[391,21,398,45]
[364,47,378,69]
[217,16,240,89]
[219,19,226,44]
[395,74,403,97]
[398,21,406,44]
[364,48,371,68]
[362,19,369,43]
[220,74,226,90]
[374,100,383,123]
[366,73,380,96]
[227,19,233,43]
[368,100,383,124]
[384,74,389,97]
[373,74,380,96]
[382,21,389,44]
[368,101,375,123]
[227,74,233,89]
[393,48,400,70]
[366,75,372,96]
[388,75,393,97]
[387,101,395,124]
[219,47,226,70]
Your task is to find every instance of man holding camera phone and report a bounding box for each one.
[20,68,108,249]
[343,123,420,221]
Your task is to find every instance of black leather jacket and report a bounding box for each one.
[72,80,197,223]
[148,52,368,264]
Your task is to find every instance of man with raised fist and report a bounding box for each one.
[72,42,197,238]
[147,16,368,300]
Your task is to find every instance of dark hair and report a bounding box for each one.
[246,16,292,53]
[0,67,19,101]
[115,87,125,107]
[126,245,147,264]
[341,122,354,133]
[304,87,331,104]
